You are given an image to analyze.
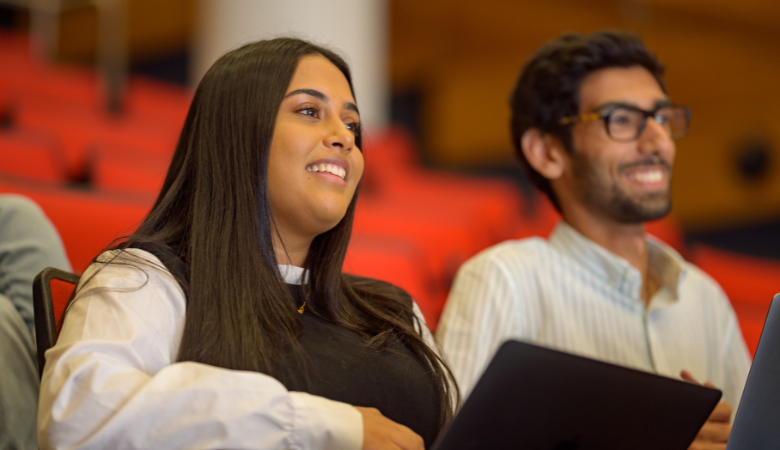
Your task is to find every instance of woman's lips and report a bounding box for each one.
[305,156,350,187]
[306,162,346,180]
[305,160,348,186]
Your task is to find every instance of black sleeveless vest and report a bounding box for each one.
[276,285,441,447]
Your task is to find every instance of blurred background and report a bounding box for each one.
[1,0,779,353]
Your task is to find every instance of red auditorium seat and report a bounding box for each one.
[91,141,171,194]
[0,127,67,182]
[0,31,29,61]
[691,244,780,355]
[0,32,189,126]
[15,93,180,179]
[354,128,534,325]
[0,36,183,180]
[362,129,526,244]
[0,174,154,273]
[354,195,488,291]
[362,129,421,170]
[124,77,191,127]
[381,173,525,243]
[0,34,99,110]
[0,62,99,109]
[354,188,525,328]
[345,233,443,328]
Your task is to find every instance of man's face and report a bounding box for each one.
[560,66,676,223]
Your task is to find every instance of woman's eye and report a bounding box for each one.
[345,122,361,135]
[297,106,319,118]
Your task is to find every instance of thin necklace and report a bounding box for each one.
[297,292,309,314]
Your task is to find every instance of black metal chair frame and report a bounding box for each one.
[33,267,80,378]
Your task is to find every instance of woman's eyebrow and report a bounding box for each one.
[285,88,359,115]
[285,88,327,101]
[344,102,359,114]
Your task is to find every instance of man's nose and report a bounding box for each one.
[638,117,674,154]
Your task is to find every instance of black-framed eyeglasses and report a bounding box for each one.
[559,103,691,142]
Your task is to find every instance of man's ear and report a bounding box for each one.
[520,128,566,180]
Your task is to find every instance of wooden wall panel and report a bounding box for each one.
[58,0,195,63]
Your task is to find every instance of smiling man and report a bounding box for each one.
[437,31,750,449]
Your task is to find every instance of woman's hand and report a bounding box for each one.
[355,406,425,450]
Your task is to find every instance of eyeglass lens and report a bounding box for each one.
[606,105,689,141]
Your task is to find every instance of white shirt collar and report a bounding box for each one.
[549,220,687,301]
[278,264,308,285]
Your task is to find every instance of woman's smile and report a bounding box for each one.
[306,156,350,186]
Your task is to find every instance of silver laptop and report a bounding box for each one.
[727,294,780,449]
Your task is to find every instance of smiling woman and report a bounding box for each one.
[37,38,457,450]
[268,55,365,266]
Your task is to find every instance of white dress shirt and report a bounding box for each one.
[437,221,751,418]
[39,248,434,450]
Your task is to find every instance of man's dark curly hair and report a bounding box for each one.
[509,30,666,211]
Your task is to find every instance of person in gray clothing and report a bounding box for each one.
[0,194,70,450]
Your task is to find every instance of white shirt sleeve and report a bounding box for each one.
[38,249,363,450]
[714,286,752,417]
[435,252,527,399]
[412,301,437,351]
[412,300,461,409]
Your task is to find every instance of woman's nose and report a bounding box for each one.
[324,120,354,153]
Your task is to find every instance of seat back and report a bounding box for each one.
[0,127,67,182]
[691,244,780,355]
[33,267,80,378]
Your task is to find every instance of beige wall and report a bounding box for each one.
[192,0,389,128]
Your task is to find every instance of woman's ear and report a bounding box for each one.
[520,128,566,180]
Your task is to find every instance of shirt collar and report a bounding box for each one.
[646,236,687,300]
[549,221,687,302]
[278,264,308,285]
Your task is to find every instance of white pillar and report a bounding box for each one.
[193,0,389,128]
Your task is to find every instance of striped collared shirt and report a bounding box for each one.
[437,221,751,416]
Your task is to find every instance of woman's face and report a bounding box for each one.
[267,55,364,245]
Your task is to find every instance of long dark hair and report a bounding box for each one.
[80,38,457,425]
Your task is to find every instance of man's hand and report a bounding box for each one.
[681,370,732,450]
[355,406,425,450]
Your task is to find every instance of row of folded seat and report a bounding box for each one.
[0,31,187,185]
[689,246,780,356]
[1,31,778,352]
[0,173,155,272]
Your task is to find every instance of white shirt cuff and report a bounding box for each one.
[289,391,363,450]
